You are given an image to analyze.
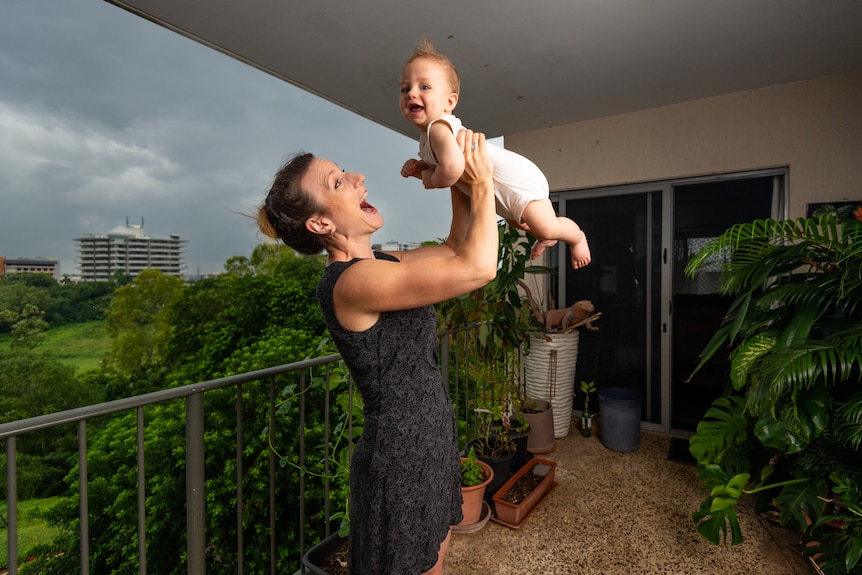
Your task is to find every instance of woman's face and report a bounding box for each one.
[302,157,383,234]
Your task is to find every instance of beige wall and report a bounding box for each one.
[507,70,862,218]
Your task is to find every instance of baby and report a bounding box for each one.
[399,39,591,268]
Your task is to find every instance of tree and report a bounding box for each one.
[10,304,50,349]
[0,348,104,498]
[0,280,54,332]
[105,270,185,377]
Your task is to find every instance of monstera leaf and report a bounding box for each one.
[691,468,749,546]
[689,395,749,468]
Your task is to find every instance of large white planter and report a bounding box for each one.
[523,331,579,438]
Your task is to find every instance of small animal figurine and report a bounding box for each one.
[544,300,599,332]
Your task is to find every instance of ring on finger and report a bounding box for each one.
[471,142,478,151]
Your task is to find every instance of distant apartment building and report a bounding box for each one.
[372,240,423,252]
[76,220,186,281]
[0,257,60,280]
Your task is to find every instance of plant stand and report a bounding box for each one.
[491,457,558,528]
[523,332,579,438]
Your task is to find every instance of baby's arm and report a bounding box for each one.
[401,158,430,179]
[423,122,466,189]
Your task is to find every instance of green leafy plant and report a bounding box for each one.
[460,447,486,487]
[271,338,359,539]
[685,212,862,573]
[580,380,597,414]
[437,222,551,351]
[579,380,597,437]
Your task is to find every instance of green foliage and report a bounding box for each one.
[105,270,185,376]
[13,244,332,574]
[0,274,116,330]
[580,380,596,414]
[685,213,862,572]
[0,496,63,569]
[460,447,485,487]
[0,279,54,332]
[437,222,551,350]
[165,250,325,381]
[9,304,49,349]
[271,342,358,541]
[808,474,862,574]
[0,347,104,499]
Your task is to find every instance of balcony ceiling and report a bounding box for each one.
[107,0,862,139]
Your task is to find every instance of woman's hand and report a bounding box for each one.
[457,130,493,187]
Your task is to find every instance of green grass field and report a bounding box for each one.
[0,497,64,570]
[0,320,110,372]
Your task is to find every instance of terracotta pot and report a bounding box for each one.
[522,398,555,453]
[492,457,557,528]
[458,458,494,526]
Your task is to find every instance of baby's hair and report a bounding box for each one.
[407,37,461,95]
[257,152,327,255]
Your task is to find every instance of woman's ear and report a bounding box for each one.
[305,215,334,236]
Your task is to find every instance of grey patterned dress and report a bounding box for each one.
[316,252,463,575]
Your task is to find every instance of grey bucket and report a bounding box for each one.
[598,387,642,452]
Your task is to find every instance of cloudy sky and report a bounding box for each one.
[0,1,459,277]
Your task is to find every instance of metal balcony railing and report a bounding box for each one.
[1,324,505,575]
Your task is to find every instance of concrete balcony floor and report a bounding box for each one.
[444,429,810,575]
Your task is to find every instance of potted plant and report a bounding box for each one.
[491,456,558,528]
[579,380,596,437]
[453,446,494,534]
[298,352,355,575]
[466,405,519,498]
[438,223,601,439]
[468,361,532,473]
[684,210,862,574]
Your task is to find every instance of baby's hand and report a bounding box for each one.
[401,159,423,179]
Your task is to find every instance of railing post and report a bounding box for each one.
[136,407,147,575]
[298,371,307,572]
[269,377,277,575]
[186,392,206,575]
[236,384,244,575]
[6,437,18,575]
[79,420,90,575]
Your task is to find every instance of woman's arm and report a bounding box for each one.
[392,184,472,263]
[335,131,497,330]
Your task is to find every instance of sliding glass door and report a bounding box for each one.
[549,170,784,433]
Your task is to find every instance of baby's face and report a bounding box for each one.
[399,57,458,130]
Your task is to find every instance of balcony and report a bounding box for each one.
[1,327,809,575]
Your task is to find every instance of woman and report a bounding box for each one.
[257,130,497,574]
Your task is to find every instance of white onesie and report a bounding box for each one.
[418,114,549,223]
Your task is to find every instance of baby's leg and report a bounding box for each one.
[521,199,591,268]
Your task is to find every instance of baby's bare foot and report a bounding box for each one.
[570,238,591,269]
[531,239,558,259]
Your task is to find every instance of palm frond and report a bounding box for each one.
[743,342,861,412]
[834,392,862,451]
